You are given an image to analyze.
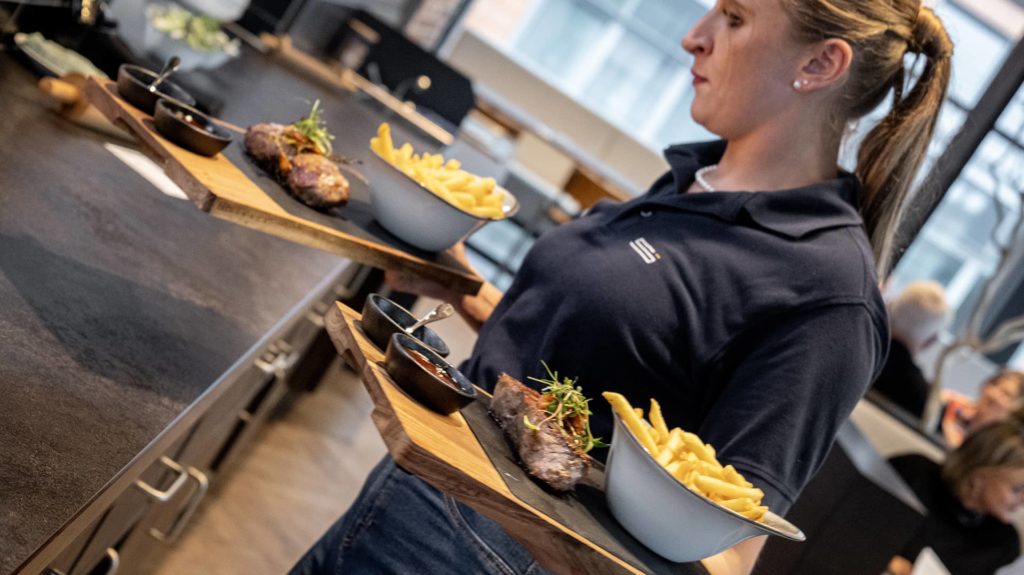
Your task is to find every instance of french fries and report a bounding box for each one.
[369,122,507,219]
[602,392,769,522]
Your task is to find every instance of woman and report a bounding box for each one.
[871,281,950,417]
[941,371,1024,448]
[294,0,952,573]
[886,419,1024,575]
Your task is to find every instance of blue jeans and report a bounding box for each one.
[291,456,552,575]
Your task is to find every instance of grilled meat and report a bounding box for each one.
[286,153,349,208]
[243,123,296,164]
[491,373,590,491]
[244,123,349,208]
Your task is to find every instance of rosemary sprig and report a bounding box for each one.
[291,99,334,156]
[524,361,608,453]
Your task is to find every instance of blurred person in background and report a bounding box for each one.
[941,371,1024,448]
[871,281,950,417]
[885,418,1024,575]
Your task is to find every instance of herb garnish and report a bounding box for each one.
[291,99,334,156]
[523,361,608,454]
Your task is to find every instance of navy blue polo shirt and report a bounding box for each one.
[461,140,889,514]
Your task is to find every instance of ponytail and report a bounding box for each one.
[780,1,953,276]
[856,7,952,276]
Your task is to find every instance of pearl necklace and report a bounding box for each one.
[694,164,719,192]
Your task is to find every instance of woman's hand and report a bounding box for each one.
[701,536,765,575]
[384,269,460,304]
[384,243,471,303]
[886,555,913,575]
[384,243,503,332]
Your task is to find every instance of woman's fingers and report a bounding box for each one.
[383,270,454,302]
[449,242,469,266]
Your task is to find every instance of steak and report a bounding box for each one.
[490,373,590,491]
[244,123,349,208]
[243,123,296,164]
[287,153,349,208]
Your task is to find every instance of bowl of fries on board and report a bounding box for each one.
[603,392,805,562]
[366,122,518,252]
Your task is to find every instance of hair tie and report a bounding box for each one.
[912,7,953,61]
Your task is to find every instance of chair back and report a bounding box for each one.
[331,9,476,128]
[756,444,925,574]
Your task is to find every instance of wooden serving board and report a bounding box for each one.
[83,77,482,295]
[324,302,707,575]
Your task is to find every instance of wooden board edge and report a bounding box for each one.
[392,433,647,575]
[82,77,218,212]
[261,34,358,93]
[208,201,483,295]
[324,303,367,370]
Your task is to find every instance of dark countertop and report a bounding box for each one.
[0,52,354,573]
[0,32,508,570]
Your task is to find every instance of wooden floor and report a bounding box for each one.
[153,297,477,574]
[152,358,386,574]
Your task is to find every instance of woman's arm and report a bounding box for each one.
[701,537,766,575]
[885,555,914,575]
[695,305,882,574]
[699,303,885,524]
[384,244,503,331]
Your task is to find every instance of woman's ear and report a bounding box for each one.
[795,39,853,91]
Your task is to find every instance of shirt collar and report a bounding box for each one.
[649,140,865,239]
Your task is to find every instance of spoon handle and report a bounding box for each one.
[149,56,182,91]
[405,303,455,334]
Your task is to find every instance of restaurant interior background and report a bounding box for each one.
[437,0,1024,403]
[3,0,1024,573]
[346,0,1024,414]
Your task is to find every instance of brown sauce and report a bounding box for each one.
[407,349,457,388]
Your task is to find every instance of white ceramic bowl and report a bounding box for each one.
[365,150,518,252]
[604,414,805,562]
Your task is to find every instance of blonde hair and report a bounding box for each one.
[984,370,1024,397]
[780,1,953,276]
[943,418,1024,501]
[887,280,949,353]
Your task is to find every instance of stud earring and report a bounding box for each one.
[792,79,808,91]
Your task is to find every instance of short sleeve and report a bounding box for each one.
[698,303,886,514]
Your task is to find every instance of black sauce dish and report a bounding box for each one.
[116,63,196,114]
[154,99,232,157]
[385,333,477,414]
[361,294,450,358]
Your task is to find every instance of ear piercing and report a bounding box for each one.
[792,79,809,91]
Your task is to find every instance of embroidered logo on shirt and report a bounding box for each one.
[629,237,661,264]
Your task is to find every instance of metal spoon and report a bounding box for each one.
[405,302,454,335]
[148,56,181,93]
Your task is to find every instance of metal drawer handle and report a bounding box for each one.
[306,309,326,327]
[149,465,209,543]
[134,456,189,502]
[47,547,119,575]
[103,548,120,575]
[255,349,301,378]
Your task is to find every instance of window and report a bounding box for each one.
[465,0,1018,157]
[464,0,713,150]
[917,1,1014,178]
[889,77,1024,340]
